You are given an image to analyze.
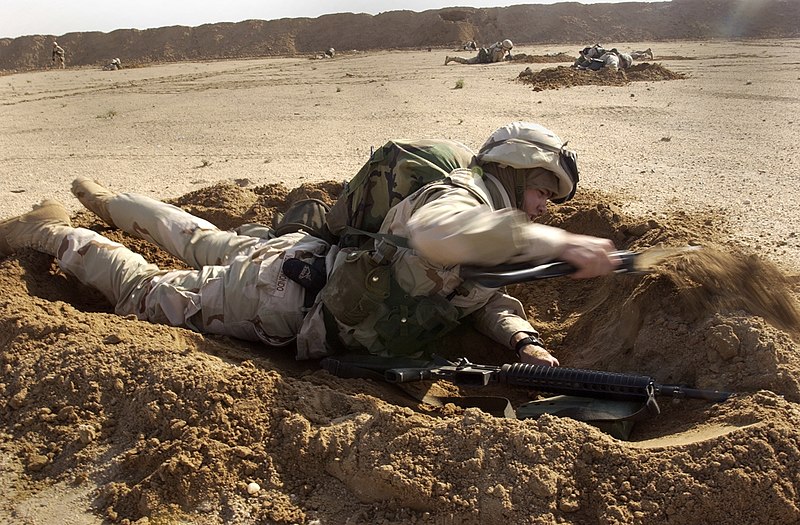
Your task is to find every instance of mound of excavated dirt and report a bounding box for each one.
[2,181,799,524]
[517,63,686,91]
[626,62,687,82]
[509,52,576,64]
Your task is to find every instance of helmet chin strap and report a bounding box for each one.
[515,176,526,210]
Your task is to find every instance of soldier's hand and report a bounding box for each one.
[558,233,621,279]
[518,345,559,367]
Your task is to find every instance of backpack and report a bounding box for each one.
[325,139,476,247]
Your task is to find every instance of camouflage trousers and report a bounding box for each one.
[52,193,330,347]
[448,55,481,65]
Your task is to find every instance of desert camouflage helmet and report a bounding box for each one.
[501,39,514,50]
[476,121,579,203]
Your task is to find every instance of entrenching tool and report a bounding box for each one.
[460,246,701,288]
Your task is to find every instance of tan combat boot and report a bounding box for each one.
[444,56,451,65]
[0,200,71,256]
[71,176,117,227]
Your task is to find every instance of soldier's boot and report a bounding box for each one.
[71,175,117,227]
[0,200,72,256]
[444,56,451,65]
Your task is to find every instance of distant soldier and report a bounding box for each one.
[573,44,605,69]
[445,39,513,65]
[574,46,632,71]
[52,41,65,69]
[463,40,478,51]
[324,47,335,58]
[630,48,654,60]
[102,58,121,71]
[103,58,122,70]
[598,49,633,70]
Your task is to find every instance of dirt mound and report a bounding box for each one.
[509,52,576,64]
[627,62,687,81]
[2,181,800,524]
[517,63,686,91]
[653,55,696,60]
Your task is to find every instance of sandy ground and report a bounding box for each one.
[1,39,800,524]
[3,39,799,269]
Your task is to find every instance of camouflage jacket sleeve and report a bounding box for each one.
[405,185,568,267]
[469,288,538,347]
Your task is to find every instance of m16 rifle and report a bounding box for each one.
[381,356,731,403]
[321,355,733,438]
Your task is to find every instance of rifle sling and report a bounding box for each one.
[517,394,660,423]
[399,385,517,419]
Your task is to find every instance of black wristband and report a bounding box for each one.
[514,335,544,357]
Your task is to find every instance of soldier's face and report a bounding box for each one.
[522,187,552,219]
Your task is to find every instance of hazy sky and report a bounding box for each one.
[1,1,661,39]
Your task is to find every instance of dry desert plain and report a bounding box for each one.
[1,39,800,524]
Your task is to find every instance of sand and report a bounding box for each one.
[1,39,800,524]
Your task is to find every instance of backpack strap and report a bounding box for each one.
[341,225,410,249]
[444,168,494,207]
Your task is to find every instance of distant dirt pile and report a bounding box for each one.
[627,62,687,81]
[517,63,686,90]
[509,52,576,63]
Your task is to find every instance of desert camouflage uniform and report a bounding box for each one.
[630,48,654,60]
[50,193,329,347]
[573,44,605,68]
[41,143,564,360]
[448,41,510,65]
[40,182,540,359]
[575,47,632,71]
[599,51,632,70]
[52,43,65,68]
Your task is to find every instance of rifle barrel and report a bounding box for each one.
[653,384,732,402]
[499,363,654,401]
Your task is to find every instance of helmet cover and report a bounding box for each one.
[477,122,579,203]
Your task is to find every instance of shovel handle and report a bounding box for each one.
[461,251,637,288]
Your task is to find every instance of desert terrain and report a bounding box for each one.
[1,37,800,524]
